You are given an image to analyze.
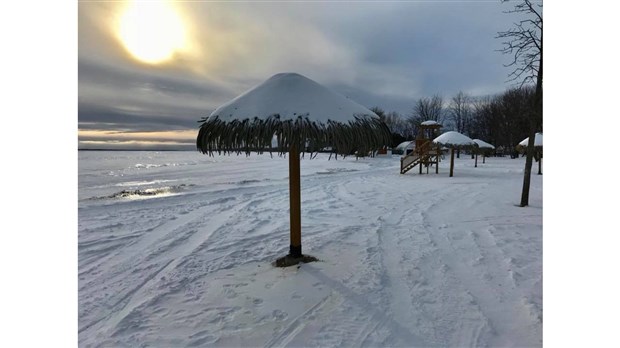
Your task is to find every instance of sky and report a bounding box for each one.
[78,0,535,150]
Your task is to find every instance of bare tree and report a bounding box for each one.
[369,108,412,146]
[497,0,542,207]
[413,95,444,123]
[498,86,534,149]
[449,91,472,134]
[383,111,404,135]
[408,94,444,137]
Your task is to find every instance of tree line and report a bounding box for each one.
[371,85,541,153]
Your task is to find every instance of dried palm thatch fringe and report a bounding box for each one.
[196,114,392,157]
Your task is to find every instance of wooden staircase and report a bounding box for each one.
[400,152,421,174]
[400,142,441,174]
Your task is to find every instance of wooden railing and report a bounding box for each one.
[400,141,439,174]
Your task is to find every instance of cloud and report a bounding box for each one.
[78,128,196,150]
[78,0,528,149]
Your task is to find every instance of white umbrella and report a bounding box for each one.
[473,139,495,149]
[519,132,543,147]
[473,139,495,167]
[518,132,543,175]
[196,73,391,266]
[395,140,414,154]
[433,131,475,177]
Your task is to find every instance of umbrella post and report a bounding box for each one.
[538,151,542,175]
[483,154,486,164]
[450,147,455,177]
[289,145,302,257]
[475,152,478,168]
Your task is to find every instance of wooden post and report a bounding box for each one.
[289,145,302,257]
[483,154,486,164]
[475,152,478,168]
[450,147,455,177]
[538,151,542,175]
[436,154,439,174]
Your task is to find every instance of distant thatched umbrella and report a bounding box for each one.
[433,131,475,177]
[518,132,543,148]
[196,73,391,266]
[395,140,414,155]
[518,132,543,174]
[473,139,495,167]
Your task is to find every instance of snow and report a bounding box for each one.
[210,73,378,122]
[420,120,440,126]
[395,141,414,151]
[433,131,475,146]
[79,151,542,347]
[473,139,495,149]
[519,133,543,147]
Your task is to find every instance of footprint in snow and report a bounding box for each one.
[272,309,288,321]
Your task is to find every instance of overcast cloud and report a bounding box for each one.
[78,0,529,150]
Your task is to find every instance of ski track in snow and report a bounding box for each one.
[79,153,542,347]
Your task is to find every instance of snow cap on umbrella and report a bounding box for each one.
[395,141,414,151]
[473,139,495,149]
[519,132,542,147]
[197,73,391,156]
[211,73,377,123]
[420,120,441,126]
[432,131,475,147]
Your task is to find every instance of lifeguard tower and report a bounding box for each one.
[400,120,443,174]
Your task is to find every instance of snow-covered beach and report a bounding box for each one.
[78,151,542,347]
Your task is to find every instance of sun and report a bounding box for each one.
[117,0,186,64]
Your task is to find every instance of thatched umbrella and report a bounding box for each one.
[196,73,391,266]
[518,132,543,174]
[473,139,495,167]
[395,140,414,155]
[518,132,543,148]
[432,131,475,177]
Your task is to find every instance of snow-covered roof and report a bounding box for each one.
[519,133,543,147]
[395,141,414,151]
[433,131,475,147]
[420,120,440,126]
[473,139,495,149]
[209,73,378,122]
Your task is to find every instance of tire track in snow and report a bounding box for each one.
[419,187,539,347]
[80,194,260,337]
[312,175,433,346]
[376,208,421,325]
[263,293,334,348]
[83,181,300,337]
[302,265,432,347]
[370,180,491,347]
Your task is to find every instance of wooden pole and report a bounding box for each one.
[475,152,478,168]
[483,153,486,164]
[538,151,542,175]
[419,152,423,174]
[289,145,302,257]
[450,147,455,177]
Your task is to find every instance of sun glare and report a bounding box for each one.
[118,0,186,64]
